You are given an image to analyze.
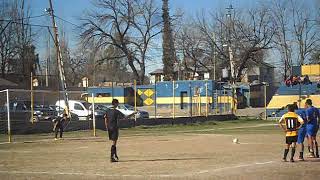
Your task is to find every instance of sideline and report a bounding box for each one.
[0,161,275,178]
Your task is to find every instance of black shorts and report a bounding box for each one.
[286,136,298,144]
[108,128,119,141]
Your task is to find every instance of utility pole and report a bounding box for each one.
[47,0,70,115]
[45,30,50,87]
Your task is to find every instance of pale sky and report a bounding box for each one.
[22,0,318,75]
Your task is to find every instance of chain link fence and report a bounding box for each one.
[0,89,101,143]
[0,81,236,143]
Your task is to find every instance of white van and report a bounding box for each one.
[55,100,92,120]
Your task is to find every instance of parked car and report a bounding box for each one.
[108,104,149,119]
[33,105,58,121]
[94,104,110,112]
[55,100,105,120]
[0,101,57,122]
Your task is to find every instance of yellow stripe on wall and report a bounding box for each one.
[155,96,235,105]
[267,95,320,109]
[86,96,125,104]
[86,95,236,106]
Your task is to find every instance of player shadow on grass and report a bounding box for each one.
[120,157,213,162]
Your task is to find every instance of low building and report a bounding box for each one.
[241,61,275,85]
[238,61,277,107]
[149,67,211,84]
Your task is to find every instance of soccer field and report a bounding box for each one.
[0,119,320,180]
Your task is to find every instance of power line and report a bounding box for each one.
[0,19,54,28]
[54,15,84,29]
[0,14,47,21]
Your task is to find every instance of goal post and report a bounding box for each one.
[0,89,11,143]
[6,89,11,142]
[0,89,99,143]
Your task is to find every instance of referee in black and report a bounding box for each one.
[104,99,127,162]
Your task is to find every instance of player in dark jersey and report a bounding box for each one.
[305,99,319,158]
[104,99,136,162]
[295,108,307,161]
[105,99,124,162]
[279,104,304,162]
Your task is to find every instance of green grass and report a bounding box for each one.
[0,118,281,142]
[119,118,279,136]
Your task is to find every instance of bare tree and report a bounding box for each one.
[291,0,318,66]
[0,17,16,77]
[271,0,319,80]
[81,0,162,85]
[194,7,275,82]
[271,0,292,80]
[13,0,36,78]
[175,19,214,80]
[310,50,320,64]
[232,8,275,81]
[0,0,37,89]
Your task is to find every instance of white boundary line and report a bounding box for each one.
[0,150,32,153]
[195,161,275,175]
[0,142,11,145]
[0,161,275,178]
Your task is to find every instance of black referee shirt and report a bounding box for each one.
[105,108,124,130]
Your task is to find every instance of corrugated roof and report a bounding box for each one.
[149,69,164,75]
[0,78,18,86]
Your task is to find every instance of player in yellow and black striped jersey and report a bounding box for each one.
[279,104,304,162]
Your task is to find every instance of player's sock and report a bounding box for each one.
[315,142,319,158]
[290,147,296,161]
[110,145,115,158]
[299,152,304,159]
[308,148,315,158]
[114,146,119,160]
[283,149,289,160]
[110,145,117,162]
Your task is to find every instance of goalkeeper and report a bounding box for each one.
[53,113,67,140]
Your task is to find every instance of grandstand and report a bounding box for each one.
[267,64,320,117]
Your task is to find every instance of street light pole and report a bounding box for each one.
[226,4,235,114]
[226,5,234,83]
[212,32,216,81]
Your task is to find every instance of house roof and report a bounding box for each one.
[149,66,209,75]
[149,69,164,75]
[0,78,18,86]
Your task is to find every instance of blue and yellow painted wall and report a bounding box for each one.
[85,80,237,110]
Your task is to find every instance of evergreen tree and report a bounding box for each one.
[162,0,176,81]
